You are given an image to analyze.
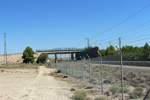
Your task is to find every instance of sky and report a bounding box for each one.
[0,0,150,55]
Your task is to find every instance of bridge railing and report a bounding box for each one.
[36,48,83,52]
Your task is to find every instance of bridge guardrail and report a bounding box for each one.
[36,48,83,52]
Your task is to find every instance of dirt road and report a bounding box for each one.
[0,66,73,100]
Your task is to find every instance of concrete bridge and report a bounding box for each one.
[36,48,83,63]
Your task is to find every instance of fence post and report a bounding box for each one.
[66,62,67,74]
[80,56,84,81]
[116,45,124,100]
[69,61,72,76]
[97,51,103,94]
[86,54,91,82]
[72,61,74,77]
[75,58,78,78]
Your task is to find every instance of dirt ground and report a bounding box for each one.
[0,66,73,100]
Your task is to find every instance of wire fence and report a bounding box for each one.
[54,54,150,99]
[56,60,103,91]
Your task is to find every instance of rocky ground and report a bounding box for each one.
[89,64,150,99]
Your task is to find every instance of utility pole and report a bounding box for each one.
[119,37,121,50]
[97,51,103,94]
[116,37,124,100]
[4,33,8,67]
[85,38,90,48]
[109,41,111,46]
[119,37,124,100]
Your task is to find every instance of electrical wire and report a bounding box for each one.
[91,3,150,40]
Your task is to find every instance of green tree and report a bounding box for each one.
[121,46,126,53]
[22,46,35,63]
[100,49,106,56]
[124,46,134,52]
[36,53,48,64]
[84,46,93,51]
[142,43,150,59]
[105,45,115,55]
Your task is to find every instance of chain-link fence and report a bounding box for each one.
[54,54,150,99]
[56,60,102,90]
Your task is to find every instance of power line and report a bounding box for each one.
[91,20,150,44]
[122,28,150,38]
[122,33,150,41]
[91,3,150,39]
[123,37,150,45]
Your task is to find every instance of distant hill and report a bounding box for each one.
[0,53,40,64]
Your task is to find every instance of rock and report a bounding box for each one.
[123,77,127,80]
[56,70,61,73]
[105,91,111,96]
[63,75,68,78]
[128,72,136,78]
[70,88,75,91]
[1,70,4,73]
[114,94,119,98]
[103,80,111,84]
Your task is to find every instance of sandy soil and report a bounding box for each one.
[0,66,73,100]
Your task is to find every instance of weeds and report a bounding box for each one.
[85,85,94,89]
[109,85,120,95]
[74,90,87,100]
[95,95,107,100]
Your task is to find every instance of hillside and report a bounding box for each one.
[0,53,40,64]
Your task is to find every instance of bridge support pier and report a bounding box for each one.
[71,53,74,60]
[55,54,57,63]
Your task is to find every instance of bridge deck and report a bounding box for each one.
[36,51,82,54]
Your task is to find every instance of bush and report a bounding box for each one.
[109,85,120,95]
[85,85,94,89]
[134,87,143,97]
[119,88,129,93]
[55,73,64,77]
[95,95,107,100]
[129,87,143,99]
[129,92,138,99]
[89,78,97,85]
[22,46,35,63]
[36,53,48,64]
[75,90,87,100]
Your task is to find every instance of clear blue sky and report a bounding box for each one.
[0,0,150,54]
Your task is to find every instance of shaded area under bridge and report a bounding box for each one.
[36,48,83,63]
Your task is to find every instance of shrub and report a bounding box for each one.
[119,88,129,93]
[36,53,48,64]
[95,95,107,100]
[89,78,97,85]
[55,73,64,77]
[109,85,120,95]
[129,92,138,99]
[75,90,87,100]
[50,72,55,75]
[134,87,143,97]
[85,85,94,89]
[22,46,35,63]
[129,87,143,99]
